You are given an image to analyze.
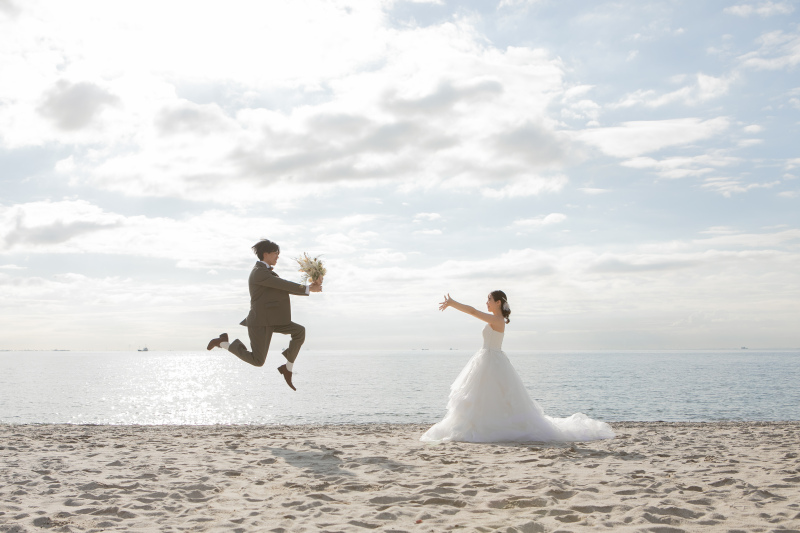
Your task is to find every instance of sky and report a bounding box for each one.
[1,0,799,351]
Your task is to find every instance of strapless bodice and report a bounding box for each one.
[481,324,504,351]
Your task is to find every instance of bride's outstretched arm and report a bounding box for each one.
[439,294,499,325]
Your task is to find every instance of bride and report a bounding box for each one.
[421,291,614,443]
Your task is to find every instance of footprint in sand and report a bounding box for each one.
[644,505,705,521]
[516,520,547,533]
[554,513,581,523]
[545,489,576,500]
[420,497,466,508]
[488,497,549,509]
[368,496,411,505]
[571,505,615,514]
[348,519,380,529]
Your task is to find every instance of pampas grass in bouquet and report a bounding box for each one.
[295,253,326,284]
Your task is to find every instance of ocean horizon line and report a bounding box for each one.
[3,347,800,352]
[2,420,799,427]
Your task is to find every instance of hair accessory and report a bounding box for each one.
[502,302,510,312]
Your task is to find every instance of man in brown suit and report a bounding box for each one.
[207,239,322,390]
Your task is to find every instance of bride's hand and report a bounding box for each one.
[439,293,452,311]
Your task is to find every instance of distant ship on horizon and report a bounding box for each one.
[138,347,149,352]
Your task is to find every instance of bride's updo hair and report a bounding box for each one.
[490,290,511,323]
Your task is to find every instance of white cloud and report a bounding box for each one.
[693,228,800,247]
[561,99,601,121]
[414,212,442,222]
[739,30,800,70]
[614,73,733,108]
[0,0,21,17]
[724,2,795,17]
[737,138,764,148]
[318,214,379,231]
[574,117,730,158]
[562,85,594,100]
[361,249,407,265]
[0,200,302,271]
[511,213,567,230]
[743,124,764,133]
[480,174,568,198]
[54,156,76,173]
[498,0,541,8]
[702,177,781,197]
[621,153,739,179]
[313,228,380,255]
[0,199,124,249]
[335,228,800,347]
[700,226,739,235]
[0,3,571,203]
[37,80,121,131]
[578,187,609,195]
[0,269,244,350]
[695,73,733,100]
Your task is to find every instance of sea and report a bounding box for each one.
[1,349,798,425]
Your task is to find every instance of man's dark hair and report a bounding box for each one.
[252,239,279,261]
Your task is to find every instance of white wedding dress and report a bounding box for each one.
[421,324,615,443]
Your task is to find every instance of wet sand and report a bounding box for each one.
[1,422,799,532]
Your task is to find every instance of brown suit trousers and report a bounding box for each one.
[228,321,305,366]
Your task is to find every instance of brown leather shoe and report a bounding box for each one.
[277,364,296,391]
[206,333,228,350]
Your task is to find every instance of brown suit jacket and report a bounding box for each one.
[239,262,308,327]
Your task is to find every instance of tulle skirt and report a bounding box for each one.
[421,348,615,443]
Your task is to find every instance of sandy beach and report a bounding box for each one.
[1,422,798,532]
